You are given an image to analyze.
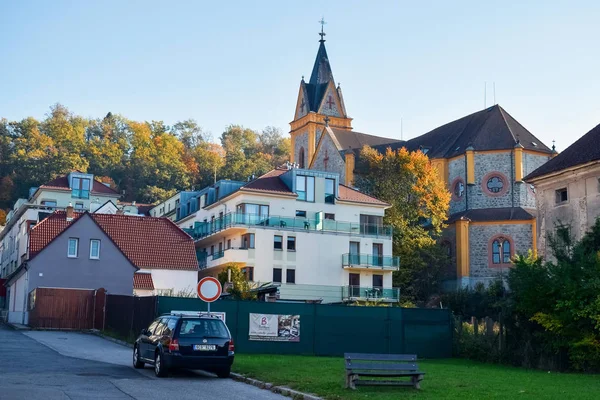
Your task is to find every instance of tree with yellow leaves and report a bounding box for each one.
[356,146,451,303]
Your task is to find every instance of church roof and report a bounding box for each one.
[525,123,600,181]
[368,105,551,158]
[447,207,535,224]
[328,127,398,151]
[302,41,338,114]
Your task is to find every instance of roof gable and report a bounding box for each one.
[38,173,120,195]
[329,128,398,151]
[29,212,198,271]
[526,123,600,181]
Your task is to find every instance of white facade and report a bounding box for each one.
[134,269,198,297]
[149,193,181,221]
[177,169,398,304]
[6,269,28,325]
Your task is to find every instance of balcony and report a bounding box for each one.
[342,286,400,302]
[184,212,393,241]
[201,248,248,270]
[342,253,400,271]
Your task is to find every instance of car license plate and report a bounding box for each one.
[193,344,216,351]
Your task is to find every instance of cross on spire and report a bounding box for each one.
[318,17,326,42]
[324,116,330,126]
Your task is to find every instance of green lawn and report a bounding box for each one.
[232,355,600,399]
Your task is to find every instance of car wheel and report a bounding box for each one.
[133,346,144,369]
[154,352,168,377]
[216,368,231,379]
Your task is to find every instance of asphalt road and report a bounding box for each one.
[0,324,285,400]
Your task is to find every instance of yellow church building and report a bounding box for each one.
[290,29,556,287]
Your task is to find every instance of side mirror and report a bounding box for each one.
[141,329,148,336]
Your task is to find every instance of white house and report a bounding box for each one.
[176,166,399,304]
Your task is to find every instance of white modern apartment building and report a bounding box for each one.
[149,191,189,221]
[176,166,399,304]
[0,172,121,279]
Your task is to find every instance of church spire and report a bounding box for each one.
[310,18,334,86]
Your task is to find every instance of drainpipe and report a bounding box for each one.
[22,264,29,325]
[510,150,515,209]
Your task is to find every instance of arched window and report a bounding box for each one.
[490,235,513,265]
[482,172,509,197]
[451,177,465,201]
[298,147,305,169]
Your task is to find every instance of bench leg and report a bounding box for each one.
[411,375,421,390]
[348,374,357,390]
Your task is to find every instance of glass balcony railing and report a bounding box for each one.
[342,253,400,270]
[342,286,400,302]
[71,189,90,199]
[186,212,393,240]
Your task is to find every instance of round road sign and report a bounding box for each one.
[197,277,222,302]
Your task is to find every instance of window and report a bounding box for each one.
[273,268,282,283]
[324,213,335,220]
[274,235,283,250]
[227,239,231,249]
[325,178,335,204]
[72,177,91,199]
[298,147,305,168]
[179,319,229,338]
[89,239,100,259]
[67,238,78,258]
[41,200,57,208]
[452,178,465,200]
[491,236,512,265]
[373,243,383,266]
[287,236,296,251]
[286,269,296,284]
[75,202,85,210]
[242,267,254,281]
[242,233,255,249]
[555,188,568,204]
[482,172,509,196]
[210,245,214,255]
[295,210,307,218]
[238,203,269,218]
[360,214,383,234]
[296,175,315,202]
[372,274,383,289]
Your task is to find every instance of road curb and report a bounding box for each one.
[230,372,322,400]
[2,321,31,331]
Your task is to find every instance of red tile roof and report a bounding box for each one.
[241,168,295,196]
[337,184,390,206]
[39,174,119,195]
[133,273,155,290]
[29,212,198,271]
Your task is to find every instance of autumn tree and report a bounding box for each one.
[355,146,451,302]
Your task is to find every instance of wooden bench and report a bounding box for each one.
[344,353,425,390]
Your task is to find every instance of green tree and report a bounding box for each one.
[85,112,130,182]
[355,146,451,302]
[217,264,258,301]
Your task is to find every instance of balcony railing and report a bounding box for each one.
[197,247,249,270]
[71,189,90,199]
[342,286,400,302]
[184,212,393,241]
[342,253,400,270]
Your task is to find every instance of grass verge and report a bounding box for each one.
[232,355,600,399]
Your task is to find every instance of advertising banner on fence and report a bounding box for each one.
[249,313,300,342]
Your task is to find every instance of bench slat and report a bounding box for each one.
[344,353,417,362]
[347,371,425,377]
[345,362,419,371]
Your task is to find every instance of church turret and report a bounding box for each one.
[289,20,353,167]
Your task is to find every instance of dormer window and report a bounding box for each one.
[72,177,91,199]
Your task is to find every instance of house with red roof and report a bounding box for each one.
[5,207,198,325]
[176,166,399,304]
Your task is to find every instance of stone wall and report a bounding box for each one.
[294,130,308,167]
[311,133,346,182]
[468,152,514,209]
[448,157,467,214]
[517,152,552,209]
[468,222,533,278]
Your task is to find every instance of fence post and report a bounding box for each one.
[485,317,494,336]
[472,316,479,335]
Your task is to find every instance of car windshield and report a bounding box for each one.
[178,319,229,338]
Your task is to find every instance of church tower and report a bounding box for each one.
[290,23,353,168]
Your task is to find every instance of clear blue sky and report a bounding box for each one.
[1,0,599,151]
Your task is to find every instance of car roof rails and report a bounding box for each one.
[168,310,219,318]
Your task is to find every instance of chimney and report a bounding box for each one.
[66,203,74,221]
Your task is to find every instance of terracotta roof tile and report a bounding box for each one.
[39,174,119,195]
[337,185,389,206]
[133,273,154,290]
[242,168,295,195]
[29,212,198,271]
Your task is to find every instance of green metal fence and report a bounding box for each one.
[156,297,452,358]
